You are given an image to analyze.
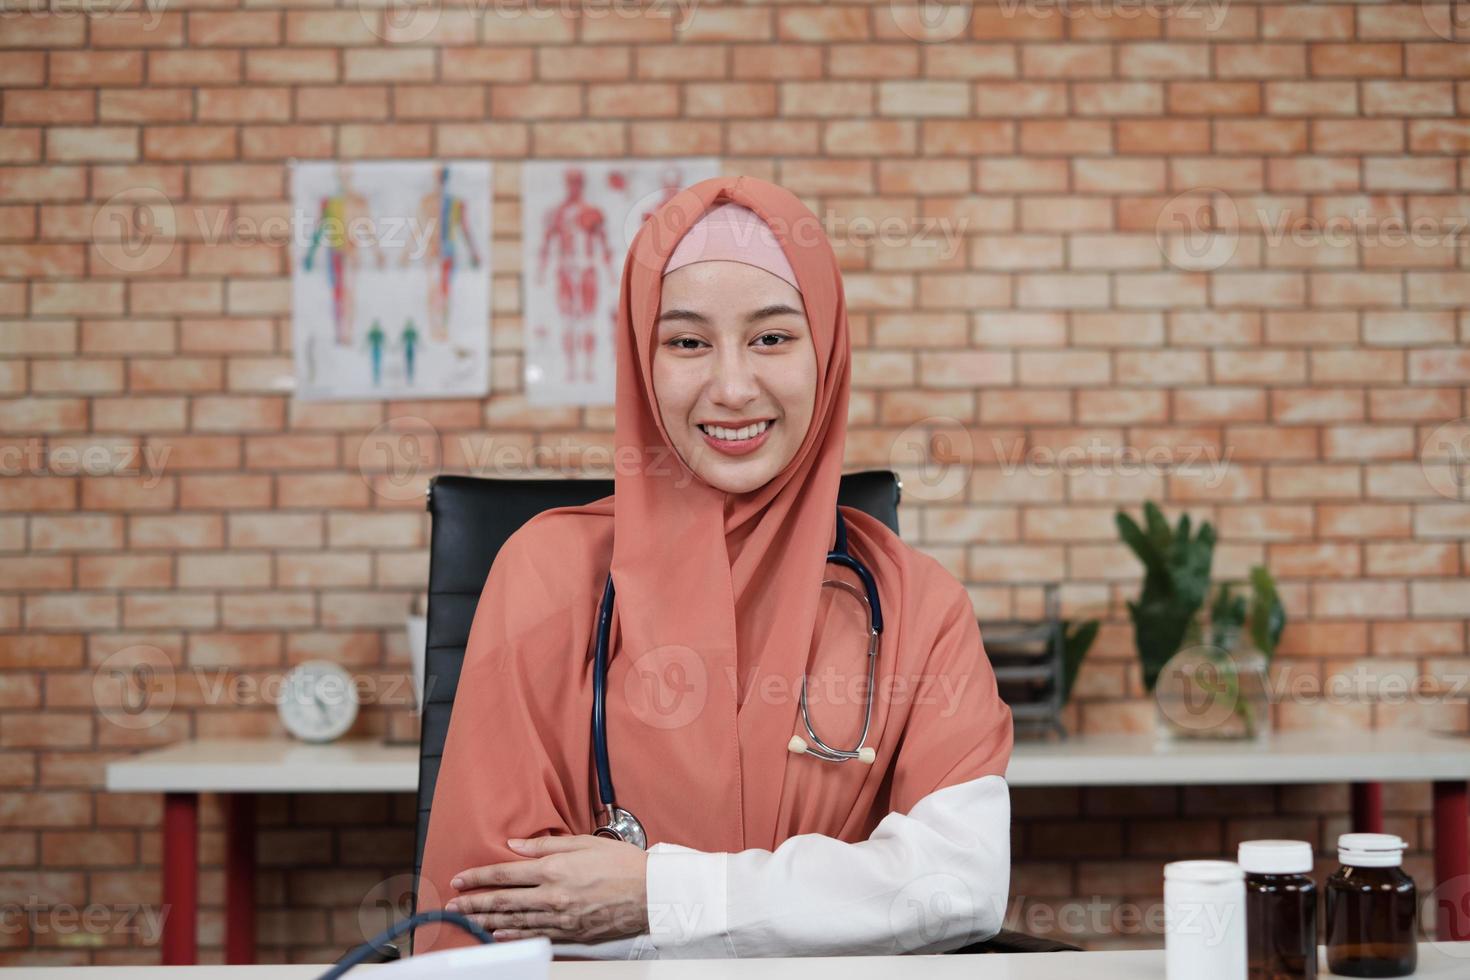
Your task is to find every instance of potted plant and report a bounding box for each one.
[1115,501,1287,739]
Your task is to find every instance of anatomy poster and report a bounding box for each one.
[291,161,491,401]
[522,159,720,406]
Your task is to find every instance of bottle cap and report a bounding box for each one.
[1238,840,1314,875]
[1337,833,1407,868]
[1164,859,1244,883]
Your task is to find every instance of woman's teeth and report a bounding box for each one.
[699,420,772,441]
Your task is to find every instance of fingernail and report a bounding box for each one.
[451,876,464,889]
[445,900,459,912]
[507,838,524,848]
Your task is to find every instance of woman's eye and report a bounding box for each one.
[666,334,791,350]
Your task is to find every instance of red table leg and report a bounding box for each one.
[1432,780,1469,942]
[162,792,197,965]
[226,793,256,964]
[1351,781,1383,833]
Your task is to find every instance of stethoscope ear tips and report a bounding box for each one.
[788,735,877,765]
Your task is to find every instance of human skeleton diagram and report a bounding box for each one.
[535,169,613,385]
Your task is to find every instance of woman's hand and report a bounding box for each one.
[445,835,649,943]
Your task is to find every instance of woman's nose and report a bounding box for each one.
[709,350,761,406]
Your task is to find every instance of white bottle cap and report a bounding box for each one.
[1164,859,1244,883]
[1337,833,1407,868]
[1238,840,1314,875]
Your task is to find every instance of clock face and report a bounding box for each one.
[278,660,359,742]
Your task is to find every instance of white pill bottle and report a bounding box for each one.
[1164,859,1247,980]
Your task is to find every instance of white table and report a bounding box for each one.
[3,944,1470,978]
[106,739,420,966]
[105,729,1470,965]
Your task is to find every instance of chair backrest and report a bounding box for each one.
[413,470,902,900]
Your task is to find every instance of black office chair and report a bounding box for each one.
[410,470,1077,956]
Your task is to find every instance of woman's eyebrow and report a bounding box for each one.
[656,303,805,326]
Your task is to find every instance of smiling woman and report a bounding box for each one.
[652,209,818,494]
[413,176,1013,960]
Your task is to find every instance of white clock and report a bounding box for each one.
[278,660,359,743]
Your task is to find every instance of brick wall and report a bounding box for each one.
[2,0,1468,965]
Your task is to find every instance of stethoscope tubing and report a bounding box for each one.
[591,505,883,841]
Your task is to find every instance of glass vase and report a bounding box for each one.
[1154,614,1272,741]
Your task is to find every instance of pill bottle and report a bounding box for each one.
[1238,839,1317,980]
[1164,859,1247,980]
[1324,833,1416,978]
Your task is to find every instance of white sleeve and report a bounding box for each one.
[641,774,1011,958]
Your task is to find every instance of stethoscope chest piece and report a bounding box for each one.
[593,804,647,850]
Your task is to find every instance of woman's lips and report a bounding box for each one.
[698,420,774,456]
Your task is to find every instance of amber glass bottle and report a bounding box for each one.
[1239,840,1317,980]
[1324,833,1416,978]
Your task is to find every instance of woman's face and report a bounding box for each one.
[652,260,817,495]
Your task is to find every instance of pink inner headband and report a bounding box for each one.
[662,202,801,293]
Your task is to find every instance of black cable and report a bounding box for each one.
[315,909,496,980]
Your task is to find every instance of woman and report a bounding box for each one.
[414,175,1013,958]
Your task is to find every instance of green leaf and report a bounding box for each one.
[1248,564,1287,661]
[1061,618,1099,704]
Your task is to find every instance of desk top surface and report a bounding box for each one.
[3,944,1470,979]
[104,728,1470,794]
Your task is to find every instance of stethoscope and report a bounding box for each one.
[591,505,884,850]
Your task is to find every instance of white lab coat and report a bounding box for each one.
[549,774,1011,958]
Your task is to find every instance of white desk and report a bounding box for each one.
[3,944,1470,978]
[105,729,1470,966]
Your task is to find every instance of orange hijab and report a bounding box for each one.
[415,175,1012,952]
